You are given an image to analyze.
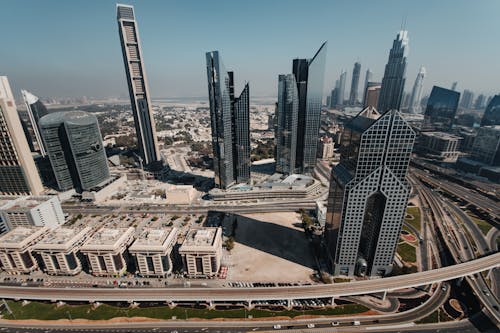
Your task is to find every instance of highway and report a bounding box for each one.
[0,253,497,303]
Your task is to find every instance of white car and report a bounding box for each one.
[307,324,315,328]
[273,325,281,329]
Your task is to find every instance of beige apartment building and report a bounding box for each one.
[179,227,222,278]
[0,226,49,273]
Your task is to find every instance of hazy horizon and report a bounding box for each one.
[2,0,500,100]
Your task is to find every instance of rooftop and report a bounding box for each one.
[129,228,178,252]
[182,228,220,248]
[421,131,462,140]
[0,226,48,249]
[0,196,55,212]
[81,227,134,252]
[34,227,91,251]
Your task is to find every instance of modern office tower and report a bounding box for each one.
[0,77,44,196]
[377,30,409,113]
[179,227,222,278]
[117,4,160,166]
[325,107,416,277]
[206,51,251,189]
[460,89,475,109]
[0,196,64,231]
[474,94,486,110]
[0,226,49,274]
[337,70,347,107]
[481,95,500,126]
[33,226,92,276]
[21,90,50,156]
[451,82,458,91]
[418,132,462,162]
[80,227,135,277]
[292,42,327,174]
[471,126,500,166]
[362,69,373,105]
[129,228,178,277]
[349,62,361,105]
[408,67,426,114]
[364,83,382,108]
[39,111,110,192]
[422,86,460,131]
[275,74,299,174]
[330,80,340,108]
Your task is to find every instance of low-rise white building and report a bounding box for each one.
[129,228,178,277]
[0,226,49,274]
[179,227,222,278]
[0,196,65,232]
[33,227,92,275]
[80,227,135,277]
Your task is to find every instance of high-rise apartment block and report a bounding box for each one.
[0,77,44,196]
[349,62,361,105]
[460,89,475,109]
[337,70,347,108]
[129,228,178,277]
[206,51,251,189]
[39,111,110,192]
[377,31,409,113]
[362,69,373,105]
[408,67,426,114]
[0,196,64,232]
[117,4,160,167]
[21,90,50,156]
[325,107,415,277]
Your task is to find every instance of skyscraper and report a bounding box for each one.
[292,42,327,174]
[21,90,50,156]
[460,89,474,109]
[0,77,44,196]
[474,94,486,110]
[362,69,373,105]
[275,74,298,174]
[377,30,409,113]
[206,51,251,189]
[349,62,361,106]
[39,111,110,192]
[325,107,415,277]
[408,66,426,114]
[481,95,500,126]
[364,82,381,108]
[451,82,458,91]
[423,86,460,131]
[117,4,160,167]
[337,70,347,108]
[330,80,339,108]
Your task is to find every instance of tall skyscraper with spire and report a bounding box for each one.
[206,51,250,189]
[337,70,347,108]
[21,90,50,156]
[362,69,373,105]
[349,62,361,105]
[408,66,426,114]
[117,4,160,167]
[292,42,327,174]
[275,74,298,174]
[377,30,409,113]
[0,77,44,195]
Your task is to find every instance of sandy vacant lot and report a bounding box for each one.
[226,212,315,282]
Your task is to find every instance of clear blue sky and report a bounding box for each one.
[1,0,499,99]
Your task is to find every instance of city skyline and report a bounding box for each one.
[1,0,500,100]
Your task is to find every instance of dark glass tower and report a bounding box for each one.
[292,42,327,174]
[325,107,415,277]
[39,111,110,192]
[206,51,250,189]
[481,95,500,126]
[378,31,409,113]
[21,90,50,156]
[117,4,160,167]
[423,86,460,131]
[349,62,361,105]
[276,74,298,174]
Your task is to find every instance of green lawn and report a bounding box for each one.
[416,309,453,324]
[405,207,421,231]
[1,301,369,321]
[469,215,493,235]
[397,242,417,263]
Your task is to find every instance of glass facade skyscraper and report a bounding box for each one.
[349,62,361,106]
[21,90,50,156]
[292,42,327,174]
[206,51,250,189]
[276,74,298,174]
[423,86,460,131]
[325,107,415,277]
[481,95,500,127]
[117,4,160,167]
[378,31,409,113]
[39,111,110,192]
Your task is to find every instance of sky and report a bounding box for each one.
[1,0,499,100]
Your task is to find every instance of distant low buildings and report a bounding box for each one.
[418,132,462,162]
[129,228,178,277]
[179,227,222,278]
[319,136,335,160]
[0,226,49,274]
[80,227,135,277]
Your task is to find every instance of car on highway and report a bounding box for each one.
[307,324,315,328]
[353,321,361,326]
[273,324,281,329]
[331,321,340,326]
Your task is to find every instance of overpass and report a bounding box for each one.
[0,253,498,302]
